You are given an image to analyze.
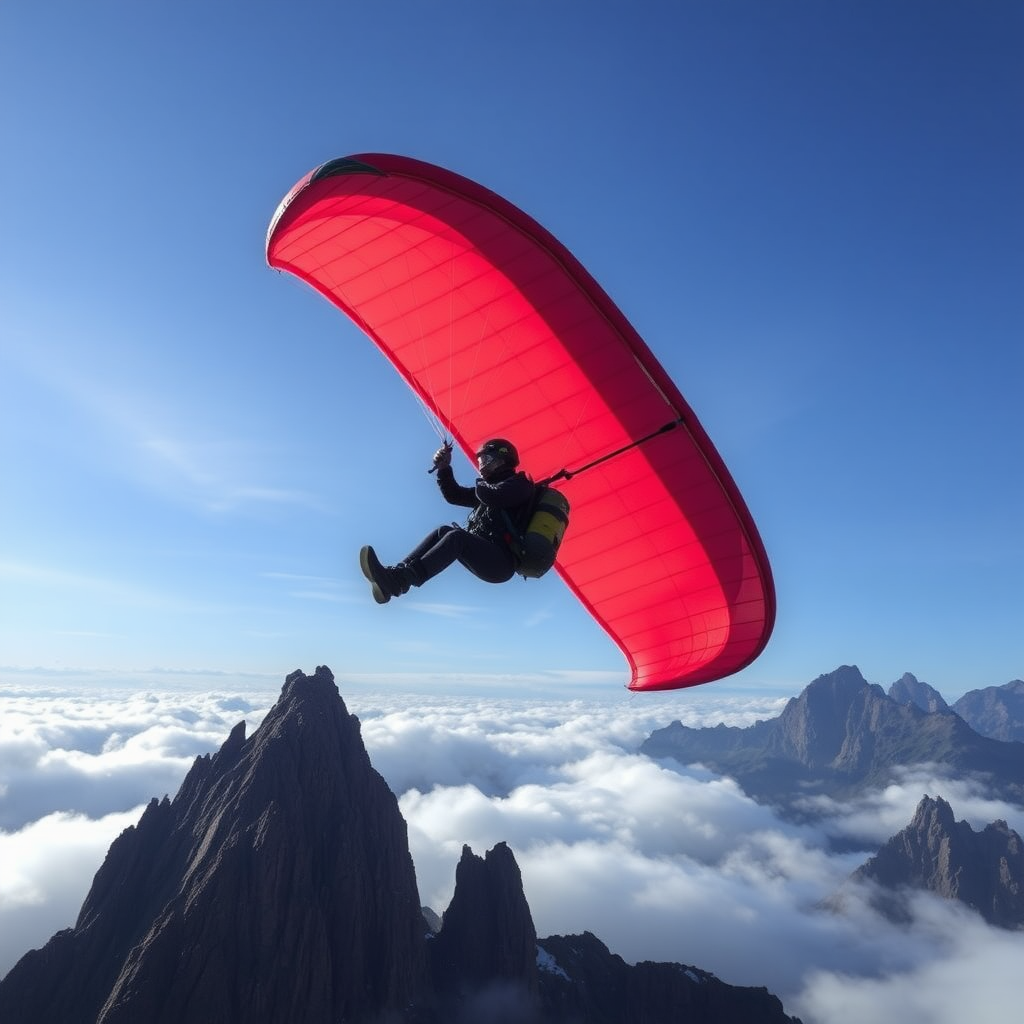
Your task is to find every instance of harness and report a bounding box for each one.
[499,485,571,579]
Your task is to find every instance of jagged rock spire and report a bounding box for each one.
[0,666,427,1024]
[430,842,539,1002]
[854,794,1024,928]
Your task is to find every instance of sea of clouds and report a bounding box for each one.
[2,673,1023,1024]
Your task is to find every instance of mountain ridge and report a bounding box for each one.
[640,665,1024,813]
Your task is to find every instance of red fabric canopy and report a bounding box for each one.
[267,154,775,690]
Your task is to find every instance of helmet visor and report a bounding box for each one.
[477,451,504,478]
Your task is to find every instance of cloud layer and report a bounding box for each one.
[2,680,1022,1023]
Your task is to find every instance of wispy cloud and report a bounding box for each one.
[404,600,481,618]
[797,764,1024,843]
[794,895,1024,1024]
[0,560,163,607]
[52,630,126,640]
[7,343,323,518]
[260,573,364,602]
[137,437,322,514]
[0,559,240,616]
[259,571,358,605]
[522,606,556,628]
[260,572,339,584]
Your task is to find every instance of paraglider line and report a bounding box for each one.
[541,418,685,486]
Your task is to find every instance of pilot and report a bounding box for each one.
[359,438,536,604]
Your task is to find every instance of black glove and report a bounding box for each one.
[430,441,453,473]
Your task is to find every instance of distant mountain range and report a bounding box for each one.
[951,679,1024,743]
[640,665,1024,813]
[887,672,1024,743]
[849,795,1024,929]
[0,667,800,1024]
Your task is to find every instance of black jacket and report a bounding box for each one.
[436,465,536,545]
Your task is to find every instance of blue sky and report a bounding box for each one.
[1,0,1021,701]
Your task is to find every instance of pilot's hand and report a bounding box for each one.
[432,442,453,470]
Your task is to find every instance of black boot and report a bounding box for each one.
[359,547,422,604]
[390,561,423,595]
[359,545,393,604]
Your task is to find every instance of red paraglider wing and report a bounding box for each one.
[266,154,775,691]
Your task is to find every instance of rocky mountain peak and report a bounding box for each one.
[787,664,874,711]
[429,841,539,1016]
[772,665,885,768]
[0,665,427,1024]
[853,794,1024,928]
[888,673,949,713]
[910,793,956,831]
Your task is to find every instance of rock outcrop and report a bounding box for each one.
[430,842,539,1009]
[852,795,1024,928]
[536,932,796,1024]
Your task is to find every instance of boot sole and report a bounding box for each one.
[359,546,391,605]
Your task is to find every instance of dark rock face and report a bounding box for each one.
[1,665,801,1024]
[641,665,1024,812]
[430,842,539,1008]
[536,932,799,1024]
[953,680,1024,742]
[888,672,949,713]
[852,795,1024,928]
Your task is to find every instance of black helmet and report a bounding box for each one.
[476,438,519,480]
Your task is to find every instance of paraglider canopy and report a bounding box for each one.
[267,153,775,691]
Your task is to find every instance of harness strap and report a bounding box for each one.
[540,418,684,486]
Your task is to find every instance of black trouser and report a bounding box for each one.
[404,525,517,584]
